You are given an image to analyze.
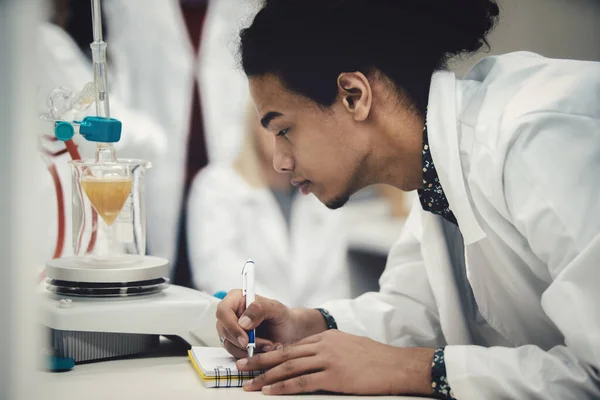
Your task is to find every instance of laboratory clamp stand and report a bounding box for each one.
[39,0,220,366]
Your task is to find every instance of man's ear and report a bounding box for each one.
[337,72,372,122]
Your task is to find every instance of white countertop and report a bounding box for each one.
[40,340,427,400]
[39,199,410,399]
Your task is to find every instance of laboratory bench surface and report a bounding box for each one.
[40,339,428,400]
[40,199,409,399]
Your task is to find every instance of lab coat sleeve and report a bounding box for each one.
[445,112,600,399]
[186,167,281,300]
[320,201,446,348]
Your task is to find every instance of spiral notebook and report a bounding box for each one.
[188,347,263,388]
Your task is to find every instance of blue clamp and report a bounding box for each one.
[79,117,122,143]
[54,116,122,143]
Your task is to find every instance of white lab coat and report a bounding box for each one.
[187,165,352,308]
[35,23,167,261]
[321,52,600,399]
[103,0,260,263]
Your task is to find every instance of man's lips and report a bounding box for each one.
[291,179,311,195]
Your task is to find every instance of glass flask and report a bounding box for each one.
[70,159,150,263]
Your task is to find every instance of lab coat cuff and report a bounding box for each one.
[444,345,487,400]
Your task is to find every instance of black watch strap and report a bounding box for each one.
[315,308,338,330]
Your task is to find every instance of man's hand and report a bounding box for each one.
[215,290,327,359]
[237,330,435,396]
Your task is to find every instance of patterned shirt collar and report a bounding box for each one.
[417,120,458,226]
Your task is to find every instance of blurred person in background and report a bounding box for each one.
[103,0,260,286]
[40,0,166,157]
[187,106,352,307]
[36,0,167,263]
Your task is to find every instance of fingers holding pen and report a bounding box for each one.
[216,287,296,359]
[217,321,275,353]
[222,337,250,359]
[216,291,271,339]
[215,289,251,346]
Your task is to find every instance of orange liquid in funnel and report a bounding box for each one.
[81,176,133,226]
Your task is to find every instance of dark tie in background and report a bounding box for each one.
[173,0,210,288]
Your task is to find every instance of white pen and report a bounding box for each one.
[241,259,256,358]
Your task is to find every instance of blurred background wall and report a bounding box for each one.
[450,0,600,75]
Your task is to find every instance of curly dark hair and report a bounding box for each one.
[240,0,499,115]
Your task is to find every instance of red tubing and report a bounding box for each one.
[48,163,66,260]
[39,137,99,285]
[64,139,81,160]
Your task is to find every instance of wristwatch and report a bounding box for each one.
[315,308,338,330]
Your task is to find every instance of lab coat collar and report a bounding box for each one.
[426,71,487,245]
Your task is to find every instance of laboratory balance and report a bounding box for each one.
[39,0,220,364]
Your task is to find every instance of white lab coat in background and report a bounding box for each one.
[103,0,260,264]
[187,165,352,308]
[35,23,167,262]
[321,52,600,399]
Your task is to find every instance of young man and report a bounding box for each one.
[216,1,600,398]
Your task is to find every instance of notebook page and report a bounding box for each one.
[190,347,240,377]
[188,347,264,388]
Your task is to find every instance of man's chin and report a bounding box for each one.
[324,195,350,210]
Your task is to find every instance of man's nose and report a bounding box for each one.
[273,143,293,173]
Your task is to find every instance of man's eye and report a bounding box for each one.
[277,128,289,137]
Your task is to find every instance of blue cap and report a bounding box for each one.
[47,355,75,372]
[213,291,228,300]
[78,116,122,143]
[54,121,76,141]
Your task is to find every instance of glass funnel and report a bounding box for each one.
[70,159,150,263]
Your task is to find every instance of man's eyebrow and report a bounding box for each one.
[260,111,283,129]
